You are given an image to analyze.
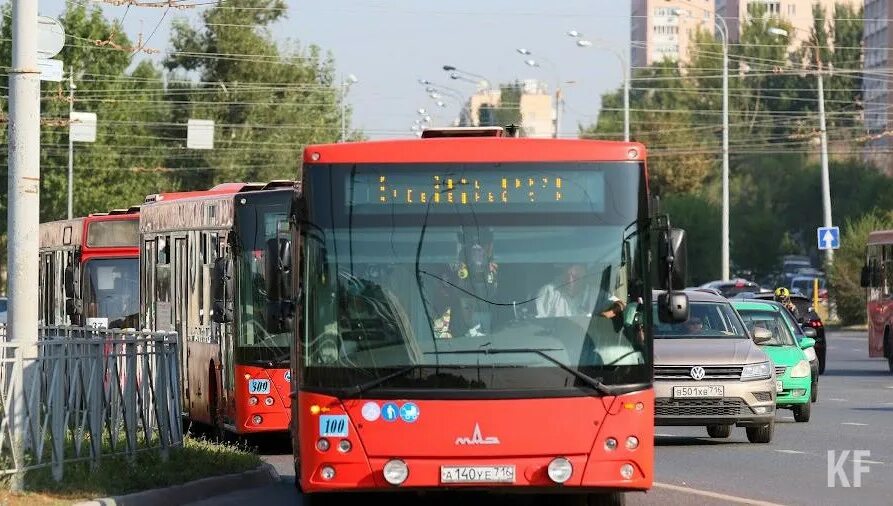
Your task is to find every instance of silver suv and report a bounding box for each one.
[653,290,776,443]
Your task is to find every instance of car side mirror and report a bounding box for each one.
[802,327,817,338]
[860,265,871,288]
[657,292,689,323]
[752,326,772,344]
[212,256,234,324]
[799,337,816,349]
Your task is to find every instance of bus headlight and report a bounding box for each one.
[264,396,274,406]
[383,459,409,485]
[604,437,618,451]
[620,463,634,480]
[248,396,258,406]
[316,438,330,452]
[790,360,810,378]
[320,466,335,480]
[625,436,639,450]
[337,439,352,453]
[547,457,573,484]
[252,415,263,425]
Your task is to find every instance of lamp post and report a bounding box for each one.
[665,11,730,280]
[769,27,833,263]
[567,31,629,142]
[515,48,562,138]
[442,65,492,90]
[340,74,358,142]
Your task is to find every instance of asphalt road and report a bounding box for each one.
[189,330,893,506]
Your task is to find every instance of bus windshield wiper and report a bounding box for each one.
[426,348,620,396]
[340,365,426,398]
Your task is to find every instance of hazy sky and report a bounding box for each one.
[42,0,632,139]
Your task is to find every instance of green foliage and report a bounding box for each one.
[829,211,893,325]
[661,194,720,285]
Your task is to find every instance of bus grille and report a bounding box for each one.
[655,398,746,417]
[654,365,743,380]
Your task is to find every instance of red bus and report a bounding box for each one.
[289,127,686,503]
[140,181,298,435]
[39,208,140,329]
[863,229,893,372]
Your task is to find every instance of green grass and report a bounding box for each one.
[3,435,262,503]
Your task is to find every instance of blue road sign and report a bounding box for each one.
[817,226,840,250]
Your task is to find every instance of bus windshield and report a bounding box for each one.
[234,190,292,365]
[82,258,140,328]
[301,161,651,395]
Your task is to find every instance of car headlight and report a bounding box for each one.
[741,361,771,381]
[790,360,811,378]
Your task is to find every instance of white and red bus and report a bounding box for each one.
[863,229,893,372]
[39,208,141,329]
[140,181,298,435]
[289,127,687,503]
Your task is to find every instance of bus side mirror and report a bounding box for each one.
[212,256,234,324]
[64,263,82,317]
[658,291,689,323]
[860,265,871,288]
[658,228,688,290]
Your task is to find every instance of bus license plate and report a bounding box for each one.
[673,385,723,398]
[248,379,271,395]
[441,465,515,484]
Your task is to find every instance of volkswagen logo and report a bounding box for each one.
[690,366,706,381]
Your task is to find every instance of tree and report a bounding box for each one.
[163,0,347,186]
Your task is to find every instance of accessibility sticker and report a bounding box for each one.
[381,402,399,422]
[399,402,420,423]
[362,401,381,422]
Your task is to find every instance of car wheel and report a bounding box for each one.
[811,379,818,403]
[818,349,826,375]
[793,401,811,422]
[706,425,732,438]
[746,422,773,443]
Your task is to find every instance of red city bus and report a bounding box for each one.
[290,127,686,503]
[140,181,298,435]
[862,229,893,372]
[39,208,141,329]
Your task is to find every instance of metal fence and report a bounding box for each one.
[0,326,181,487]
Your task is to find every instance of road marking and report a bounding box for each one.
[827,398,848,402]
[885,386,893,389]
[860,460,885,465]
[841,422,868,426]
[655,433,676,437]
[653,482,785,506]
[775,449,807,455]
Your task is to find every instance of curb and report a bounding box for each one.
[72,462,280,506]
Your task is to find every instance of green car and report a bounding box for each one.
[732,300,815,422]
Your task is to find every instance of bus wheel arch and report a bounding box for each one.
[208,361,222,436]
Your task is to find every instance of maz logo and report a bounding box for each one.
[455,423,500,445]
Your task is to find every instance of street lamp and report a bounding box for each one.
[340,73,358,142]
[513,47,563,138]
[442,64,491,89]
[665,10,730,280]
[769,27,834,263]
[567,30,630,142]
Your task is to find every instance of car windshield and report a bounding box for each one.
[82,258,140,328]
[736,309,797,346]
[233,190,292,365]
[301,161,651,394]
[791,278,825,297]
[653,301,747,338]
[717,284,760,297]
[0,298,6,313]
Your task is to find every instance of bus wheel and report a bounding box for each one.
[586,492,625,506]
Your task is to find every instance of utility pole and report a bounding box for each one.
[721,25,730,281]
[67,74,75,219]
[817,61,833,263]
[8,0,41,492]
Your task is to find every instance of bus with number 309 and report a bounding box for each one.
[288,127,689,504]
